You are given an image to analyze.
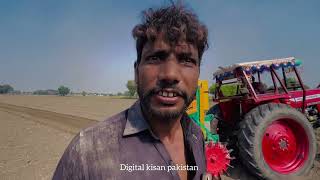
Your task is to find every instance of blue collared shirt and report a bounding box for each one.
[52,101,206,180]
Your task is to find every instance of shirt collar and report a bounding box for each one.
[122,101,195,140]
[123,101,149,136]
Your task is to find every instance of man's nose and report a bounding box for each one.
[158,57,181,86]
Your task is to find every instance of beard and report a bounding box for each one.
[137,84,196,121]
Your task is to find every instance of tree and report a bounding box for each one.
[58,86,70,96]
[286,77,297,89]
[0,84,14,94]
[124,91,131,96]
[285,77,309,89]
[209,84,216,95]
[209,83,238,97]
[33,89,58,95]
[82,91,87,96]
[220,84,238,96]
[126,80,137,97]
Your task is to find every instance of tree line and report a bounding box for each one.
[0,84,14,94]
[0,82,137,97]
[1,79,318,97]
[0,84,70,96]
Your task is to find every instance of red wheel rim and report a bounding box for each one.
[262,118,309,174]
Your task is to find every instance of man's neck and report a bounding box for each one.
[141,108,188,180]
[141,106,183,142]
[149,115,183,142]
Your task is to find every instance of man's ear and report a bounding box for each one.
[134,61,138,84]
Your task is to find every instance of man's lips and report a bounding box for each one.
[154,94,180,105]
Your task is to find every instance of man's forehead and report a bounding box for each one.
[142,35,198,55]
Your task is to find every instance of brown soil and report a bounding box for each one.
[0,109,73,180]
[0,95,319,180]
[0,95,136,180]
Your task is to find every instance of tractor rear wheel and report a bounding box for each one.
[237,103,316,179]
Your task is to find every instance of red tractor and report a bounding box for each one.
[208,57,319,179]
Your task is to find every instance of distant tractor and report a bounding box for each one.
[189,57,320,179]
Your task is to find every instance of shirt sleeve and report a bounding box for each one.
[52,134,84,180]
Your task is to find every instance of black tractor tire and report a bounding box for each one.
[237,103,317,179]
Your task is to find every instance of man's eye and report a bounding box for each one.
[181,58,196,65]
[146,56,161,62]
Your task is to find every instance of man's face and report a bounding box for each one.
[135,33,200,121]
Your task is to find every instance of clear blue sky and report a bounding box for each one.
[1,0,319,93]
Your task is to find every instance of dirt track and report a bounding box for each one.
[0,95,319,180]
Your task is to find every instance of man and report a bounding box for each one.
[53,3,209,180]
